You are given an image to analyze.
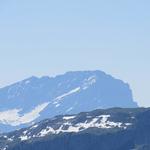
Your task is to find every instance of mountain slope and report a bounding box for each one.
[0,108,150,150]
[0,71,138,132]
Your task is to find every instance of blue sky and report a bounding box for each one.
[0,0,150,107]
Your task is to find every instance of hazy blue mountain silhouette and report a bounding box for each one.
[0,71,138,132]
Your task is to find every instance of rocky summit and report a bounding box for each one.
[0,71,137,132]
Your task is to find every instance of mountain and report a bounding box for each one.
[0,107,150,150]
[0,71,138,132]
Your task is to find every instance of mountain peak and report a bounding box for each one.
[0,70,138,132]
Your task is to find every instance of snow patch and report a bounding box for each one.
[35,115,132,137]
[24,80,30,84]
[82,76,96,90]
[38,127,55,137]
[0,102,49,126]
[55,87,81,101]
[63,116,76,120]
[66,107,74,112]
[19,135,30,141]
[53,87,81,107]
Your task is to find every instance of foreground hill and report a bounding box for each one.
[0,71,137,132]
[0,107,150,150]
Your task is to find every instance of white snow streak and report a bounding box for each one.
[63,116,76,120]
[0,102,49,126]
[55,87,81,101]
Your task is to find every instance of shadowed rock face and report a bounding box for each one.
[0,108,150,150]
[0,71,138,132]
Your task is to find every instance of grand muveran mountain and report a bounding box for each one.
[0,71,137,132]
[0,108,150,150]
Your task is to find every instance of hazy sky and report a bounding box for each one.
[0,0,150,107]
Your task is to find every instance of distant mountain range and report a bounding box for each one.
[0,70,138,132]
[1,107,150,150]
